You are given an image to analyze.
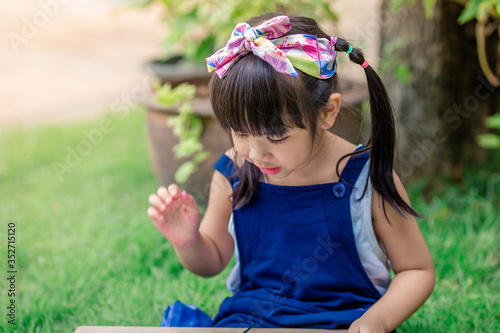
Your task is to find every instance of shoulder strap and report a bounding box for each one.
[340,145,370,186]
[213,154,238,181]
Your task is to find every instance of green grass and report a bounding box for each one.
[0,110,232,332]
[0,109,498,332]
[400,167,500,332]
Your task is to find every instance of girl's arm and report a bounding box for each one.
[175,170,235,277]
[148,170,234,277]
[348,172,435,333]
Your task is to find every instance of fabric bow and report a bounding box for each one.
[206,16,337,79]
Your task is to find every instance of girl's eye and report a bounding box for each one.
[267,136,289,144]
[234,132,248,138]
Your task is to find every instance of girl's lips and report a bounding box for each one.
[259,167,280,175]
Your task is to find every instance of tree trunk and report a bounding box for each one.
[379,0,499,181]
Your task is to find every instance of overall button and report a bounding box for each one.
[332,183,346,199]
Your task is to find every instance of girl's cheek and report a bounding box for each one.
[237,147,250,159]
[234,141,250,159]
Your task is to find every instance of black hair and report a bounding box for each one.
[209,13,421,218]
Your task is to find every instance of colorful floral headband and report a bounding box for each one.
[206,15,339,79]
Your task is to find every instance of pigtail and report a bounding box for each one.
[334,38,422,219]
[231,157,260,210]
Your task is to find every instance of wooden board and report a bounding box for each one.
[74,326,347,333]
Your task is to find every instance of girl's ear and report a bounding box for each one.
[320,93,342,129]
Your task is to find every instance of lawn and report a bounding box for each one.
[0,109,498,332]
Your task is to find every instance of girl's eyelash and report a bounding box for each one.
[267,136,288,144]
[233,132,288,143]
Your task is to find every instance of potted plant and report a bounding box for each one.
[144,80,232,205]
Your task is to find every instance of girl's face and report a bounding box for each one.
[231,126,318,183]
[230,93,341,184]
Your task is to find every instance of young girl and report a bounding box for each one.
[147,13,435,332]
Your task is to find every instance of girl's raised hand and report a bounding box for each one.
[147,184,201,247]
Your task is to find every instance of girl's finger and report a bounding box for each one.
[147,206,161,221]
[157,186,170,201]
[148,207,165,225]
[148,194,166,211]
[168,184,181,199]
[157,186,172,205]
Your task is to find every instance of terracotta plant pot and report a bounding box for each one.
[142,61,231,205]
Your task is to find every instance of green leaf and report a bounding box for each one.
[194,36,216,64]
[166,115,179,128]
[175,83,196,101]
[477,133,500,149]
[390,0,417,11]
[395,64,411,85]
[458,0,483,25]
[174,161,197,184]
[156,89,178,105]
[167,117,185,137]
[193,151,209,164]
[477,0,497,22]
[423,0,437,18]
[172,140,203,159]
[312,0,338,22]
[184,116,204,140]
[485,113,500,130]
[155,82,196,106]
[130,0,155,8]
[178,102,194,116]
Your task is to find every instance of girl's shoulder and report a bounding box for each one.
[224,148,239,164]
[213,149,240,182]
[222,148,245,169]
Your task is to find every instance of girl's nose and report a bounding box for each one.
[248,146,270,162]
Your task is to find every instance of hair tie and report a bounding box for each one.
[346,45,353,54]
[361,60,369,68]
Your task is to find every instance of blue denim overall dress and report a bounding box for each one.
[161,147,383,329]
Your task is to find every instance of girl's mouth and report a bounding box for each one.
[259,167,280,175]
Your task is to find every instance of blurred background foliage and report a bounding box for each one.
[379,0,499,182]
[132,0,338,65]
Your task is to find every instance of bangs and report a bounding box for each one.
[209,54,308,137]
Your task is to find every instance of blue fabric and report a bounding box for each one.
[213,153,237,185]
[162,146,382,329]
[161,300,213,327]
